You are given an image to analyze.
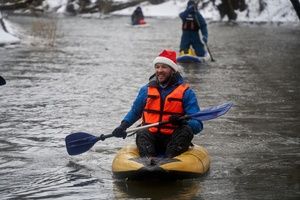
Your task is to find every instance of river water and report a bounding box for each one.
[0,15,299,200]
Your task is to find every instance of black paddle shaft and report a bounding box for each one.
[98,133,114,141]
[205,43,216,62]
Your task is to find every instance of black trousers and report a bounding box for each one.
[136,125,194,158]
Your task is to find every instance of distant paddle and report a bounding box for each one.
[205,42,216,62]
[0,76,6,86]
[193,2,216,62]
[65,102,233,156]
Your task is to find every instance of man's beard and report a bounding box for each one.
[157,73,173,88]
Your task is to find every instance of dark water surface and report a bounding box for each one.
[0,16,299,200]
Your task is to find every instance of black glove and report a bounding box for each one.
[112,121,130,139]
[169,115,187,126]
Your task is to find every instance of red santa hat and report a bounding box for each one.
[153,49,179,72]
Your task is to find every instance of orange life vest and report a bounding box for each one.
[142,84,189,135]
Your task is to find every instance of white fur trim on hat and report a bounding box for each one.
[153,57,179,72]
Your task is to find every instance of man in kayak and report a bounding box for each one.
[131,6,145,25]
[179,0,208,57]
[112,49,203,158]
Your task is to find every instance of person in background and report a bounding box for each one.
[131,6,145,25]
[112,49,203,159]
[217,0,248,21]
[179,0,208,57]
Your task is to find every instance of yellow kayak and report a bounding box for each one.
[177,48,209,63]
[112,144,210,180]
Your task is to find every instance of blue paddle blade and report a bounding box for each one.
[190,102,233,121]
[65,132,99,155]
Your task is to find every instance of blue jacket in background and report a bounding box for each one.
[179,4,208,57]
[123,74,203,135]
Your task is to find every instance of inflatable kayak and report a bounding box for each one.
[126,22,149,28]
[177,48,209,63]
[112,144,210,180]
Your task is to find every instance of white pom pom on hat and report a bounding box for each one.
[153,49,179,72]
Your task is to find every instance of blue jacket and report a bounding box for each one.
[179,5,208,39]
[123,74,203,134]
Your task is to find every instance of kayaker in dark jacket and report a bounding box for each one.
[179,0,208,57]
[112,49,203,158]
[131,6,145,25]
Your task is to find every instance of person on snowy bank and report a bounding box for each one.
[112,49,203,158]
[179,0,208,57]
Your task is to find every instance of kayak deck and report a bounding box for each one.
[177,48,210,63]
[112,144,210,180]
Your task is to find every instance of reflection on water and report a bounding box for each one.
[0,16,299,199]
[114,179,203,200]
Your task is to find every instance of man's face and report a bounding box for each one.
[154,63,174,84]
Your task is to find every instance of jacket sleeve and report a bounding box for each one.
[196,12,208,39]
[123,85,148,126]
[183,88,204,134]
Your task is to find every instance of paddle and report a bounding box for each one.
[204,42,216,62]
[0,76,6,86]
[193,2,216,62]
[65,102,233,156]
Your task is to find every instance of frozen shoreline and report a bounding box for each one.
[0,0,298,46]
[0,17,20,46]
